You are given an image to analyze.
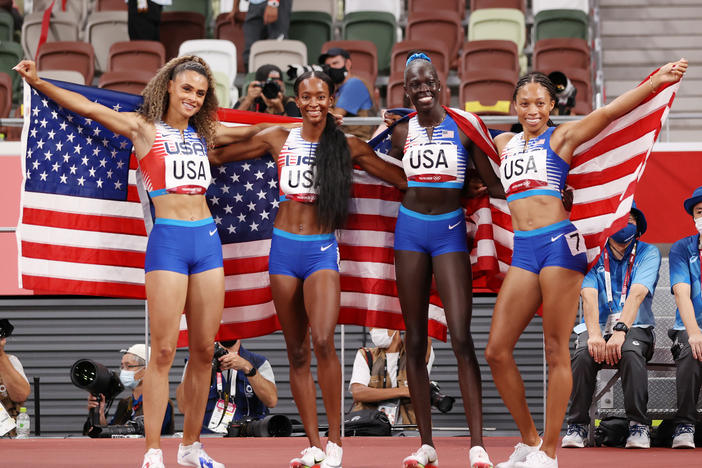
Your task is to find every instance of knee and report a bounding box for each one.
[188,341,215,366]
[450,332,476,360]
[544,337,571,368]
[619,349,645,368]
[485,342,511,368]
[311,333,336,361]
[150,345,177,369]
[288,346,310,370]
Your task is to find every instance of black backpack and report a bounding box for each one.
[343,408,392,436]
[594,417,629,447]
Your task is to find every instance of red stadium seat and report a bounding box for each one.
[535,66,593,114]
[533,38,591,73]
[215,13,245,75]
[98,70,155,95]
[459,69,519,115]
[470,0,525,12]
[95,0,128,11]
[0,72,12,118]
[159,11,206,60]
[108,41,166,73]
[36,41,95,85]
[390,39,450,77]
[321,40,378,89]
[405,11,463,69]
[459,40,519,77]
[407,0,466,18]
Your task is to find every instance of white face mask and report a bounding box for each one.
[695,216,702,234]
[369,329,396,348]
[119,369,141,390]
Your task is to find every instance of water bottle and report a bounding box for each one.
[15,407,30,439]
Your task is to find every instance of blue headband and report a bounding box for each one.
[406,52,432,67]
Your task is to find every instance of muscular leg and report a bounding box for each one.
[395,249,434,447]
[143,270,188,450]
[539,266,584,457]
[271,274,322,448]
[304,269,342,445]
[181,267,225,445]
[484,267,542,446]
[433,251,484,447]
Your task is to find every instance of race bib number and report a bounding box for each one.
[164,154,212,192]
[403,142,459,183]
[500,148,549,194]
[565,230,586,256]
[280,165,317,202]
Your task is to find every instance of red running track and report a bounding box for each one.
[0,436,700,467]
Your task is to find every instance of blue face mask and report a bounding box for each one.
[119,369,141,390]
[610,223,637,244]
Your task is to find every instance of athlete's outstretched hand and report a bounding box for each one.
[13,60,40,87]
[653,58,687,87]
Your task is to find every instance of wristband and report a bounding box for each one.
[267,0,280,7]
[648,76,656,94]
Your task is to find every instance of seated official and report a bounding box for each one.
[177,339,277,434]
[0,319,31,438]
[562,204,660,449]
[349,328,434,426]
[87,344,175,435]
[668,185,702,449]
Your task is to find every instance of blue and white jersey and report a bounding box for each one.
[277,127,318,203]
[402,114,469,189]
[499,127,569,202]
[669,234,702,330]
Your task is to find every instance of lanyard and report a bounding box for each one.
[603,241,637,312]
[215,370,237,403]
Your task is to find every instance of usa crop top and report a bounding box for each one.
[139,121,212,197]
[499,127,569,203]
[402,113,469,189]
[278,127,318,203]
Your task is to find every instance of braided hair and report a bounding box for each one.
[513,72,558,127]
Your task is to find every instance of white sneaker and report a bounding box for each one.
[495,439,542,468]
[142,448,165,468]
[672,423,696,449]
[289,446,326,468]
[561,423,588,448]
[625,422,650,449]
[402,444,438,468]
[469,446,493,468]
[177,441,225,468]
[321,441,342,468]
[513,450,557,468]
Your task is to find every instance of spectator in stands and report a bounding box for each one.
[235,64,300,117]
[319,48,376,140]
[349,328,434,426]
[561,204,660,449]
[668,185,702,449]
[0,319,30,438]
[87,344,175,435]
[0,0,22,35]
[127,0,171,41]
[231,0,291,70]
[176,339,277,434]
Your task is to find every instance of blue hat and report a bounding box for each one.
[630,201,647,236]
[683,185,702,215]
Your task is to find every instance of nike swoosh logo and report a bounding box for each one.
[691,257,698,263]
[448,221,461,230]
[321,243,334,251]
[551,233,564,242]
[209,229,217,236]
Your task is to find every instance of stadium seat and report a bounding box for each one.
[460,40,519,76]
[343,11,396,73]
[31,0,89,26]
[386,70,450,109]
[95,0,128,11]
[533,0,589,15]
[467,8,525,53]
[292,0,337,18]
[163,0,210,17]
[37,69,86,85]
[159,11,206,61]
[98,70,155,95]
[84,11,129,72]
[248,39,307,74]
[459,69,518,114]
[535,66,592,114]
[345,0,402,22]
[406,12,463,70]
[0,10,14,41]
[36,41,95,85]
[108,40,165,74]
[289,11,333,67]
[212,70,232,108]
[321,40,378,88]
[215,13,245,75]
[0,40,24,102]
[407,0,466,19]
[534,9,589,41]
[178,39,238,103]
[390,39,449,77]
[21,11,79,60]
[532,38,590,72]
[0,72,11,118]
[470,0,525,12]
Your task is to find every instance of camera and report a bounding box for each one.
[88,415,145,438]
[226,414,292,437]
[71,358,124,431]
[548,71,577,115]
[254,79,281,100]
[0,318,13,338]
[212,342,229,371]
[429,381,455,413]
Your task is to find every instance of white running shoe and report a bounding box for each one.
[495,439,542,468]
[672,423,696,449]
[177,441,225,468]
[142,448,165,468]
[561,423,588,448]
[321,441,342,468]
[289,446,326,468]
[402,444,438,468]
[625,422,650,449]
[469,446,493,468]
[513,450,557,468]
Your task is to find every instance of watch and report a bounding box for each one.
[267,0,280,7]
[245,366,257,377]
[612,322,629,333]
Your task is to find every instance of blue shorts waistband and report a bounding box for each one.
[514,219,572,238]
[149,189,168,198]
[399,205,463,221]
[154,217,214,227]
[273,228,335,241]
[408,181,463,189]
[507,189,562,203]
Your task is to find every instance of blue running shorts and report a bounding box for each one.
[511,219,587,274]
[144,217,223,275]
[268,228,339,280]
[394,205,468,257]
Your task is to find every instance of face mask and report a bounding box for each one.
[610,223,637,244]
[326,66,347,84]
[120,369,141,390]
[370,329,396,348]
[695,217,702,234]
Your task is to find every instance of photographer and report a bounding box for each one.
[0,319,30,437]
[234,64,300,117]
[86,344,174,435]
[176,339,277,434]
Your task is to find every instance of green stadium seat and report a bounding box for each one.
[467,8,525,52]
[0,10,14,41]
[0,41,24,103]
[343,11,396,73]
[212,70,232,108]
[289,11,333,68]
[534,9,589,41]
